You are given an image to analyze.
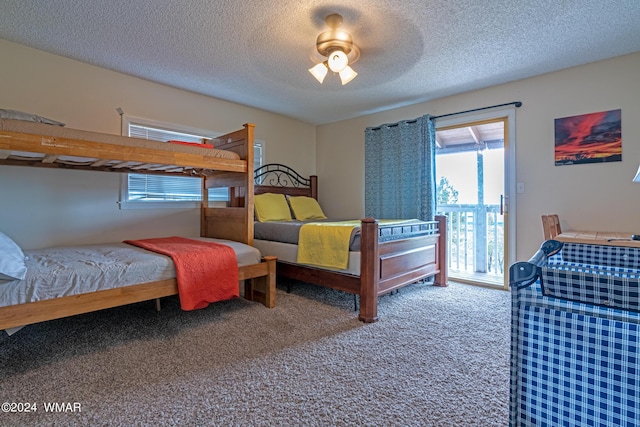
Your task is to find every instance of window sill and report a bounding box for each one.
[118,200,201,210]
[118,200,230,210]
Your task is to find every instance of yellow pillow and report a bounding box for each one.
[254,193,292,222]
[288,196,327,221]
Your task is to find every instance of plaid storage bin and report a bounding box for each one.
[511,282,640,427]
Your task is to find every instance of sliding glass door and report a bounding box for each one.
[434,107,516,289]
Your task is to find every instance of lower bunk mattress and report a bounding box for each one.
[253,239,361,275]
[0,237,261,308]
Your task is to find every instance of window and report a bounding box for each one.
[120,116,263,209]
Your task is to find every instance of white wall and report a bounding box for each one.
[0,40,316,249]
[316,53,640,260]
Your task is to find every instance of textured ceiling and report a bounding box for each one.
[1,1,640,125]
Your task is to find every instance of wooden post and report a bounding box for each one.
[243,256,277,308]
[434,214,449,287]
[262,256,277,308]
[310,175,318,200]
[359,217,379,322]
[200,177,207,237]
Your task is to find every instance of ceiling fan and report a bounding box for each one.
[308,13,360,85]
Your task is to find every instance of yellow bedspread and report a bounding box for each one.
[297,219,413,269]
[297,221,360,269]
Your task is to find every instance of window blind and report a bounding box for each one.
[127,124,205,202]
[125,122,263,204]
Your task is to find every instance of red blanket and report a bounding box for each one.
[124,237,238,310]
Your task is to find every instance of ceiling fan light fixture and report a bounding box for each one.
[309,62,329,83]
[310,13,359,85]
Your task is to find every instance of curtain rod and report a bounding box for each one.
[366,101,522,131]
[430,101,522,120]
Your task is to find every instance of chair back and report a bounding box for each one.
[542,214,562,239]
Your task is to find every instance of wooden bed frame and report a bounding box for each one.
[0,121,276,331]
[251,164,448,323]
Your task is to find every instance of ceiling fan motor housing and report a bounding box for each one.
[316,28,354,56]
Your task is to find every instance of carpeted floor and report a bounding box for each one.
[0,279,511,426]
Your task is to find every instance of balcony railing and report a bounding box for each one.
[436,204,504,282]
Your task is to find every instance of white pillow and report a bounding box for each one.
[0,232,27,280]
[0,108,65,126]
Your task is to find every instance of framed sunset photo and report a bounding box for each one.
[554,109,621,166]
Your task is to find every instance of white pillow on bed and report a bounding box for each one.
[0,232,27,281]
[0,108,65,126]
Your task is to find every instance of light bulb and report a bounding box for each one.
[327,50,348,73]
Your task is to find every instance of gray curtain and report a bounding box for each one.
[364,115,436,220]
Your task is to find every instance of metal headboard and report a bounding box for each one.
[254,163,311,188]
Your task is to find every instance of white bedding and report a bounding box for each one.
[0,238,262,308]
[253,239,361,276]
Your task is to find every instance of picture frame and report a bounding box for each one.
[554,109,621,166]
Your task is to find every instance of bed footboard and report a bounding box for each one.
[275,215,448,323]
[359,215,448,322]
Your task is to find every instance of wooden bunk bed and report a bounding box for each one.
[249,164,448,323]
[0,119,275,331]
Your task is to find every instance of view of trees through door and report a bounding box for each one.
[435,120,506,287]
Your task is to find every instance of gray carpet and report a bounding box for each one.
[0,280,511,426]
